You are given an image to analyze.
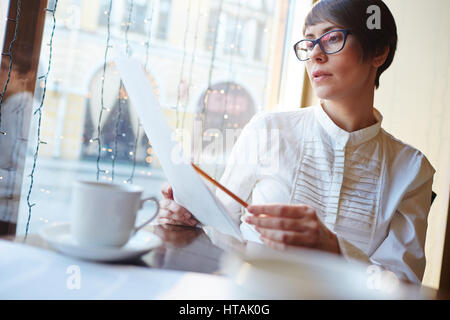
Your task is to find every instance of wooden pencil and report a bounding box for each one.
[191,162,248,208]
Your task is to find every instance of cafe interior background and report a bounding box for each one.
[0,0,448,291]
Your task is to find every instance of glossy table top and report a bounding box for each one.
[2,224,448,300]
[5,224,225,274]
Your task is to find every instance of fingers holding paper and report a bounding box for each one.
[160,182,174,200]
[157,183,199,227]
[245,204,341,254]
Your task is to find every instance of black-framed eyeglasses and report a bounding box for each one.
[293,29,352,61]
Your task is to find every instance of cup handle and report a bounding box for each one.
[133,196,160,234]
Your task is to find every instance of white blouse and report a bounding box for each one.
[216,101,435,284]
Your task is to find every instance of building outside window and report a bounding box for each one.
[155,0,171,40]
[0,0,295,238]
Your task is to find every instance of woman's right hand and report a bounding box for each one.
[157,183,199,227]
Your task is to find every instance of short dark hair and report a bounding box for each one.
[303,0,398,89]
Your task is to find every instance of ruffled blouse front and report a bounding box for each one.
[216,101,435,284]
[291,103,384,253]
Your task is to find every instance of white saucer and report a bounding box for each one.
[39,222,163,262]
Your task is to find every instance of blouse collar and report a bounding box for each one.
[314,100,383,149]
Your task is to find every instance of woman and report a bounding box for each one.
[157,0,435,284]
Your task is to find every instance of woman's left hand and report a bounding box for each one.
[245,204,341,254]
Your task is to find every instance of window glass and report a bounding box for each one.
[156,0,171,40]
[3,0,291,236]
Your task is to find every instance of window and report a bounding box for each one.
[47,0,57,10]
[0,0,295,236]
[223,14,243,56]
[81,65,155,164]
[205,8,219,51]
[198,82,255,134]
[205,1,273,62]
[98,0,110,27]
[155,0,171,40]
[121,0,149,35]
[253,21,266,61]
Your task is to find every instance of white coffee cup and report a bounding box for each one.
[70,180,160,247]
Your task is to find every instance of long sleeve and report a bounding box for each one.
[215,113,266,223]
[338,166,435,284]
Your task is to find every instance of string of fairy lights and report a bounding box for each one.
[0,0,275,235]
[175,0,192,131]
[112,0,134,182]
[190,0,225,166]
[95,0,113,181]
[127,0,156,184]
[0,0,21,135]
[200,0,225,128]
[180,0,202,148]
[212,0,243,179]
[25,0,59,238]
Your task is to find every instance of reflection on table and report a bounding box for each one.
[1,223,448,300]
[143,224,224,274]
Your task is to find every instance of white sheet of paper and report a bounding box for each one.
[115,57,243,242]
